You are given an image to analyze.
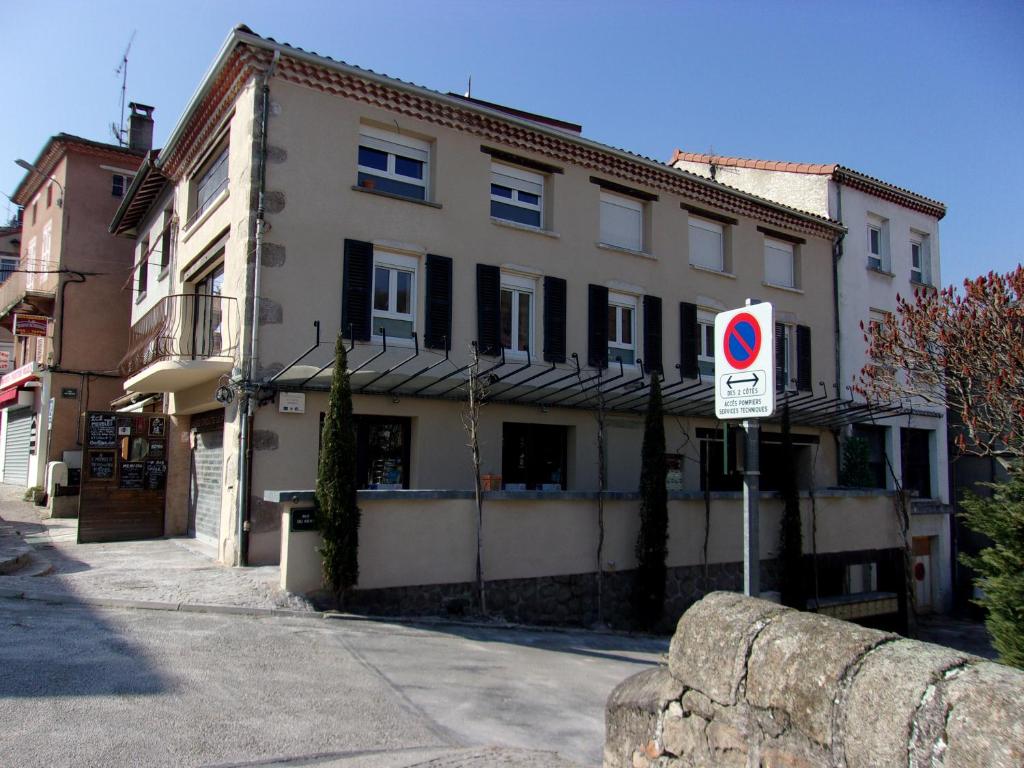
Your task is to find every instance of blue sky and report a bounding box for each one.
[3,0,1021,287]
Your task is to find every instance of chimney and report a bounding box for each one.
[128,102,155,152]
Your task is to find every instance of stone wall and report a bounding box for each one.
[605,592,1023,768]
[339,560,781,631]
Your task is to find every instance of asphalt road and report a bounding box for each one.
[0,598,667,767]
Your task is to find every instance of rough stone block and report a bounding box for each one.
[706,721,746,755]
[745,610,894,747]
[941,661,1024,768]
[842,638,968,768]
[759,745,817,768]
[261,242,286,267]
[662,712,706,758]
[669,591,790,705]
[680,689,715,720]
[259,297,283,324]
[604,667,683,768]
[264,190,286,213]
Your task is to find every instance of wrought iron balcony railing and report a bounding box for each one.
[120,293,239,378]
[0,259,60,317]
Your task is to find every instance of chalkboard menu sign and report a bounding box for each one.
[89,451,115,479]
[145,460,167,490]
[149,417,166,437]
[290,507,319,532]
[119,462,145,490]
[148,440,165,459]
[87,414,117,448]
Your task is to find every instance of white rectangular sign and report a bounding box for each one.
[714,302,776,419]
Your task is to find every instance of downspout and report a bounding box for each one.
[237,49,279,566]
[831,183,845,480]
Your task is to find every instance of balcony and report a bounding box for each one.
[0,259,59,317]
[121,293,239,393]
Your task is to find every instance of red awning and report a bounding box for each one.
[0,387,24,407]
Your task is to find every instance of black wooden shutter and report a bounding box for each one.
[476,264,501,356]
[796,324,812,392]
[775,323,787,392]
[588,284,609,369]
[543,276,567,363]
[342,239,373,341]
[680,302,699,379]
[643,295,663,373]
[424,254,453,351]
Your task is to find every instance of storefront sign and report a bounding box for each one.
[290,507,319,532]
[0,363,37,390]
[86,413,118,448]
[13,313,49,338]
[61,387,78,398]
[279,392,306,414]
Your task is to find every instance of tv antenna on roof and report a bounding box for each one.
[110,30,137,146]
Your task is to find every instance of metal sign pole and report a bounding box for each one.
[743,418,760,597]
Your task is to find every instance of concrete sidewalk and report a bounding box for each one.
[0,483,314,613]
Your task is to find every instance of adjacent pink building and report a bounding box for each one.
[2,107,152,510]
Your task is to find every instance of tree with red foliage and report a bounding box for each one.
[856,267,1024,459]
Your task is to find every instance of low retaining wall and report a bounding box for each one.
[605,592,1024,767]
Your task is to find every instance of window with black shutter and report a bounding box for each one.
[796,325,812,391]
[775,323,788,392]
[543,276,567,363]
[342,239,374,340]
[588,284,609,368]
[424,254,452,350]
[680,302,699,379]
[643,295,662,373]
[476,264,501,355]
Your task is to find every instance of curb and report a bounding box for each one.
[0,588,324,620]
[0,588,669,641]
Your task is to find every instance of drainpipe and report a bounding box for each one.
[236,49,279,567]
[831,183,845,478]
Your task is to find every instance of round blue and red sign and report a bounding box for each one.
[722,313,762,370]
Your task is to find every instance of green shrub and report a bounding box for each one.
[316,335,360,604]
[959,467,1024,669]
[633,376,668,629]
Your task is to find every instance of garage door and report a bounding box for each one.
[189,411,224,544]
[3,408,33,486]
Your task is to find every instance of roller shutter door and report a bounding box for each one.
[188,411,224,544]
[3,408,32,486]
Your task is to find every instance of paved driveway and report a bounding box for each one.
[0,597,667,767]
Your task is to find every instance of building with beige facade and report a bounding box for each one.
[670,150,952,614]
[112,25,910,628]
[3,120,149,511]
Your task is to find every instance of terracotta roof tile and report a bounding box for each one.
[669,149,945,219]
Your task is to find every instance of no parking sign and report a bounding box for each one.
[714,302,776,419]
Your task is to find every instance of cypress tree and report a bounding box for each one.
[959,467,1024,669]
[634,376,668,629]
[316,334,360,605]
[778,402,805,608]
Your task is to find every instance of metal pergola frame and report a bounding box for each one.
[264,327,918,428]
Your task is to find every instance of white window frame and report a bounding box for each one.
[867,216,890,272]
[194,144,229,218]
[689,217,724,271]
[500,272,535,358]
[697,309,716,375]
[764,237,795,289]
[371,251,418,342]
[490,163,543,228]
[608,291,638,366]
[358,125,430,198]
[910,238,926,284]
[599,191,644,252]
[867,224,882,269]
